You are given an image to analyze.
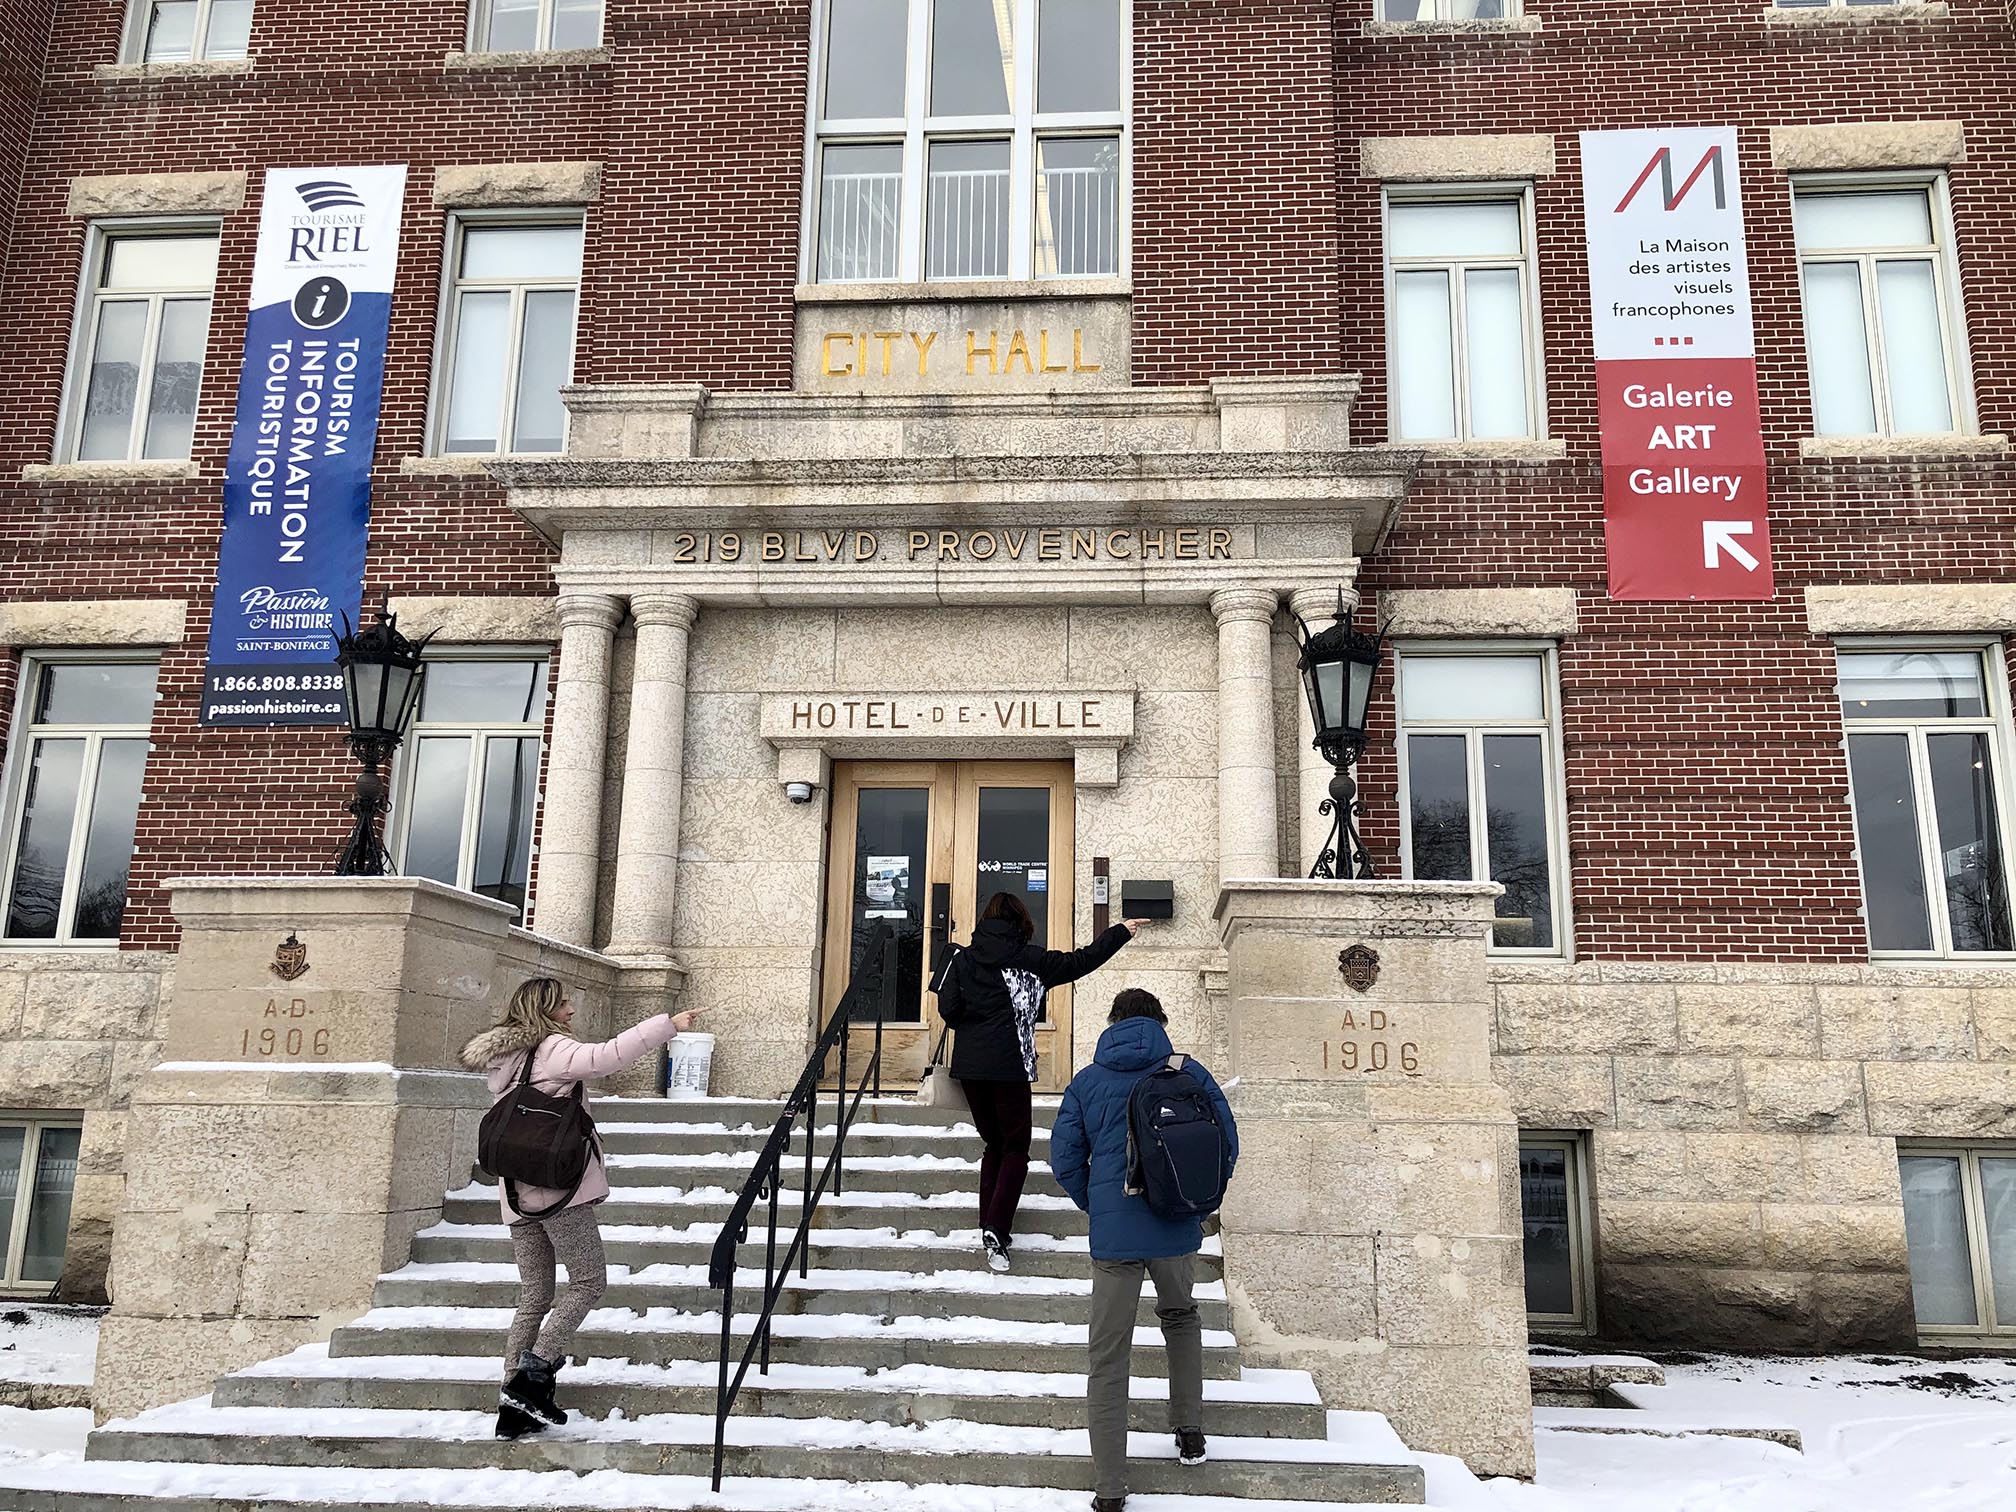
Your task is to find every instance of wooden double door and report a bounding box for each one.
[821,761,1077,1093]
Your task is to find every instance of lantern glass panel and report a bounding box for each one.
[1313,660,1345,736]
[348,662,387,734]
[1348,657,1376,731]
[383,662,422,735]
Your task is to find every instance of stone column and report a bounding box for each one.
[607,593,698,959]
[1213,880,1534,1478]
[534,593,622,947]
[1211,588,1282,881]
[1287,585,1361,874]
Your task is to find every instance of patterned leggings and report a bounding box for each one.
[503,1202,608,1375]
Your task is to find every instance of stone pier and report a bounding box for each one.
[1213,880,1534,1478]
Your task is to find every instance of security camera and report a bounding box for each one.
[785,781,816,805]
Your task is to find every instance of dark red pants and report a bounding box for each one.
[957,1077,1034,1240]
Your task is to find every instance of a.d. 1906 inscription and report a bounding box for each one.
[1320,1008,1421,1077]
[239,996,332,1059]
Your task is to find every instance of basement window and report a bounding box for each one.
[0,1117,83,1293]
[1899,1144,2016,1340]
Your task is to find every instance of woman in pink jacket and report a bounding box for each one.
[460,977,704,1437]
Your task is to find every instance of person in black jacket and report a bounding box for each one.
[933,891,1141,1271]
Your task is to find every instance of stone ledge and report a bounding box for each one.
[21,460,201,483]
[1361,17,1542,38]
[385,594,558,645]
[1762,2,1948,25]
[795,278,1131,304]
[1799,433,2008,461]
[0,597,187,648]
[1390,438,1567,464]
[1805,582,2016,635]
[398,454,510,477]
[443,47,612,70]
[1771,120,1965,171]
[1491,959,2016,987]
[1361,134,1556,182]
[93,57,254,83]
[433,160,601,208]
[68,170,246,218]
[1384,586,1579,639]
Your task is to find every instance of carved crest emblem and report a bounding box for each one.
[270,932,309,983]
[1337,943,1380,995]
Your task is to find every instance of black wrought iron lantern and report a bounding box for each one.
[332,608,430,876]
[1292,591,1385,880]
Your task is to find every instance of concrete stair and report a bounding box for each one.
[0,1095,1430,1511]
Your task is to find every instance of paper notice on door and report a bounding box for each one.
[864,855,912,917]
[1028,867,1048,893]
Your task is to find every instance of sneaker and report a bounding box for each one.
[494,1401,543,1440]
[982,1230,1011,1273]
[1176,1426,1207,1466]
[1090,1498,1127,1512]
[502,1351,568,1426]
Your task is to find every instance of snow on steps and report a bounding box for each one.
[218,1344,1327,1437]
[84,1402,1426,1502]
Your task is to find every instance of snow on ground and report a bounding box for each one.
[0,1305,99,1386]
[1454,1352,2016,1512]
[0,1405,90,1463]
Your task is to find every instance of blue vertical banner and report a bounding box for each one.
[201,165,408,725]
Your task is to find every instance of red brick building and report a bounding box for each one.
[3,0,2015,1365]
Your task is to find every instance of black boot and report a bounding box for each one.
[502,1351,567,1426]
[1090,1498,1127,1511]
[1176,1426,1207,1465]
[494,1401,543,1440]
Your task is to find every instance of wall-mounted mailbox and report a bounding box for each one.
[1120,880,1174,920]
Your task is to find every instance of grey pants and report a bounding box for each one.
[1087,1253,1204,1499]
[503,1202,608,1376]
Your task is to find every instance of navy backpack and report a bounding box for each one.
[1124,1054,1233,1219]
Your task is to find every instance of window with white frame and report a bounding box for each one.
[810,0,1126,283]
[391,657,549,922]
[1,659,158,946]
[1775,1,1903,10]
[1397,649,1566,952]
[1839,646,2015,956]
[1795,178,1967,437]
[1379,1,1518,18]
[1520,1133,1593,1331]
[65,227,217,463]
[0,1117,82,1292]
[434,219,582,456]
[125,0,254,63]
[1386,193,1540,441]
[471,0,603,52]
[1899,1144,2016,1338]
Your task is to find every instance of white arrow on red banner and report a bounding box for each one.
[1702,520,1760,572]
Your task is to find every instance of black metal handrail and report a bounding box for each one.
[705,921,899,1490]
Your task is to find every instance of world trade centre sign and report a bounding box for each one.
[1582,126,1774,602]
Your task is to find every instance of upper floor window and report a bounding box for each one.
[1795,178,1967,437]
[434,218,582,456]
[1396,648,1566,953]
[391,657,549,922]
[1386,192,1540,441]
[1380,1,1518,17]
[472,0,603,52]
[1776,1,1904,9]
[127,0,253,63]
[2,658,158,946]
[65,228,217,464]
[811,0,1126,283]
[1840,646,2015,956]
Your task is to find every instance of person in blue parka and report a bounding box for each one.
[1049,988,1238,1512]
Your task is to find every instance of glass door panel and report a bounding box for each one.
[846,786,930,1024]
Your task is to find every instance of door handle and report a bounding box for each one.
[930,882,954,970]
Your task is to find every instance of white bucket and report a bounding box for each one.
[664,1032,715,1098]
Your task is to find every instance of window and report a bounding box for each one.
[64,228,218,464]
[810,0,1126,283]
[1521,1134,1593,1331]
[1775,1,1904,9]
[1795,179,1967,436]
[0,1118,83,1292]
[1840,647,2015,956]
[471,0,603,52]
[434,219,583,456]
[1397,649,1566,952]
[390,657,549,922]
[1899,1145,2016,1338]
[1386,193,1540,441]
[1,659,157,946]
[1380,1,1518,17]
[126,1,254,63]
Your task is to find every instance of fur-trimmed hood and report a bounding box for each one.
[459,1021,562,1071]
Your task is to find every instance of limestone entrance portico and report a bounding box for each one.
[493,376,1414,1088]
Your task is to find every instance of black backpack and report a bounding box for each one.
[1124,1054,1233,1220]
[476,1035,599,1220]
